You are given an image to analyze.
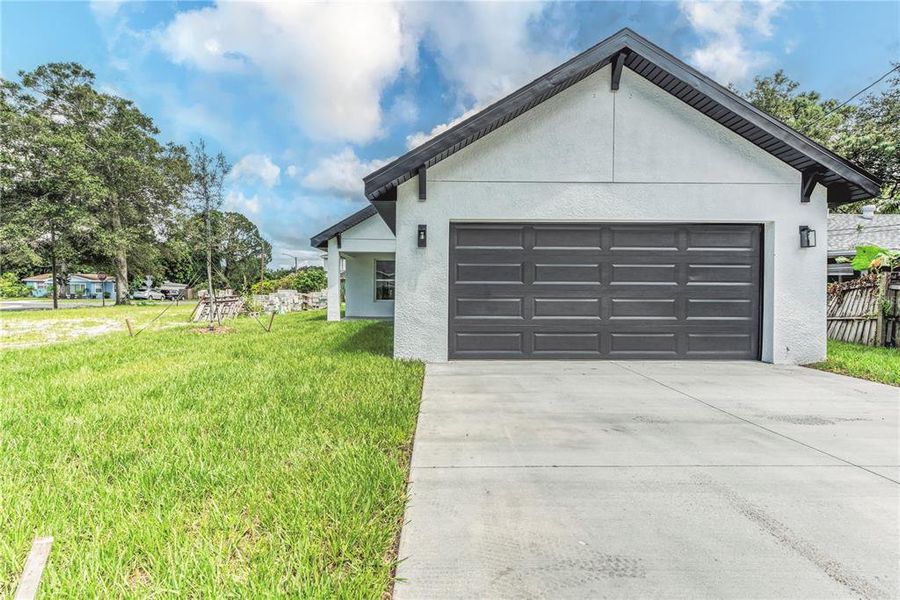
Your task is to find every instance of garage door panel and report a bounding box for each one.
[533,298,601,318]
[454,263,524,284]
[449,223,761,360]
[533,263,602,284]
[453,225,525,249]
[533,226,602,249]
[686,298,753,320]
[454,298,524,319]
[533,332,601,354]
[610,227,679,250]
[686,227,759,250]
[610,263,678,285]
[454,332,523,354]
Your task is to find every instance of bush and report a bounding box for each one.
[249,267,327,295]
[0,272,30,298]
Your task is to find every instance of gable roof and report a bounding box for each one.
[364,28,880,205]
[310,204,379,249]
[828,213,900,253]
[22,273,115,282]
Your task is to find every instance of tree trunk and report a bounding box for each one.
[110,198,129,305]
[50,224,58,310]
[205,205,215,330]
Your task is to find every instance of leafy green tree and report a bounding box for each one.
[185,140,229,329]
[738,67,899,213]
[161,210,271,292]
[0,63,105,308]
[90,94,191,303]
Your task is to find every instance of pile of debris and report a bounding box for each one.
[252,290,326,314]
[191,295,245,323]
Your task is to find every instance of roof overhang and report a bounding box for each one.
[364,28,880,206]
[309,204,379,249]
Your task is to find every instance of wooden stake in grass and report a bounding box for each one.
[267,311,276,332]
[14,536,53,600]
[125,318,134,337]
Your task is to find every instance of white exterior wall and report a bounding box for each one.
[393,65,828,364]
[344,253,395,318]
[323,211,396,319]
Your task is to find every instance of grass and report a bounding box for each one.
[0,310,424,597]
[1,303,195,347]
[808,339,900,386]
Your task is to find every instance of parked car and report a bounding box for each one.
[131,288,164,301]
[161,288,184,301]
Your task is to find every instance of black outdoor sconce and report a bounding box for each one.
[418,224,427,248]
[799,225,816,248]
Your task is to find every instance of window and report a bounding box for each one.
[374,260,395,301]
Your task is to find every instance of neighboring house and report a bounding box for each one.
[827,206,900,281]
[23,273,116,299]
[310,29,880,364]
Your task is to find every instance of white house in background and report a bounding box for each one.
[310,29,880,364]
[22,273,116,298]
[827,205,900,281]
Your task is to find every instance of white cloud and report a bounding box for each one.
[406,105,482,150]
[157,2,572,145]
[230,154,281,188]
[302,148,393,198]
[159,2,417,143]
[224,190,261,215]
[89,0,122,19]
[680,0,784,84]
[407,3,569,108]
[285,165,299,179]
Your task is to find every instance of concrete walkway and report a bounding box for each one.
[394,361,899,599]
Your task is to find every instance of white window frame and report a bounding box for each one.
[374,259,395,301]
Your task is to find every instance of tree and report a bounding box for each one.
[738,67,899,213]
[1,63,190,307]
[90,94,190,303]
[185,140,229,330]
[0,64,105,308]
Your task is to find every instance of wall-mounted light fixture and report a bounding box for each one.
[799,225,816,248]
[417,224,427,248]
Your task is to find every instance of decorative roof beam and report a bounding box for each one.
[611,51,627,91]
[418,165,427,200]
[801,169,825,203]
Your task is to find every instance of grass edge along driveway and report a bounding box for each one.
[808,339,900,386]
[0,311,424,598]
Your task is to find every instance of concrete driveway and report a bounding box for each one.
[394,361,899,599]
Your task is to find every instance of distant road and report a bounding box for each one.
[0,299,107,311]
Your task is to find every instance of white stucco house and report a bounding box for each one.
[310,29,880,364]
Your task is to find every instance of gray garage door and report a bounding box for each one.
[449,223,762,360]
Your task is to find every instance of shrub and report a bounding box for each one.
[249,267,327,295]
[0,272,30,298]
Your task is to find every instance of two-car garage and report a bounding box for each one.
[448,222,762,360]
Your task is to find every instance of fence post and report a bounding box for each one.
[874,273,888,346]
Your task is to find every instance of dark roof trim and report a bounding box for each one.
[364,28,880,204]
[310,204,378,249]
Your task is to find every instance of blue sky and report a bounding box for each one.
[3,1,898,268]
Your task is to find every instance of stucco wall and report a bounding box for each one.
[392,64,828,364]
[344,253,395,318]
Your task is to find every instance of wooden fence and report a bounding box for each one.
[827,274,900,346]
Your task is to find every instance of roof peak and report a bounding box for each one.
[364,28,879,204]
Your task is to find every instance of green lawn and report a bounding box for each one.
[1,303,195,348]
[808,339,900,386]
[0,310,424,597]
